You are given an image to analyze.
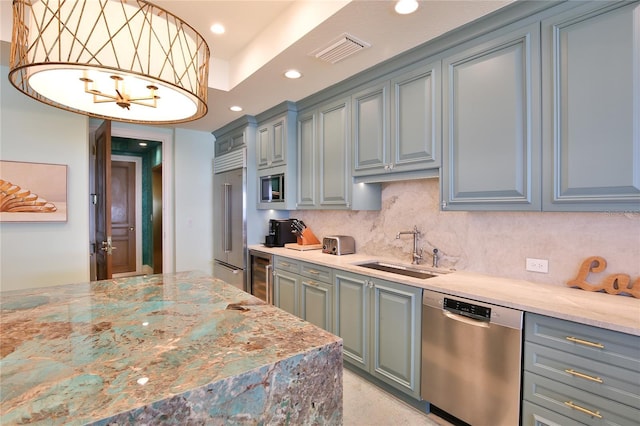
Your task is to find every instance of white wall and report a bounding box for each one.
[0,63,216,291]
[174,128,215,274]
[0,65,90,290]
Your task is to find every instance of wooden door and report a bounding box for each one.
[111,160,136,274]
[95,120,112,280]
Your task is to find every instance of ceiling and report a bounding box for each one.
[0,0,513,133]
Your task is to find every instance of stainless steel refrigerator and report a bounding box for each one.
[213,150,246,290]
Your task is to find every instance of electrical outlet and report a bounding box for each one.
[526,258,549,273]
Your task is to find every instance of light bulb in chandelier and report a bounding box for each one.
[80,75,161,111]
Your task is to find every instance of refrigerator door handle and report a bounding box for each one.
[223,183,232,252]
[265,264,272,305]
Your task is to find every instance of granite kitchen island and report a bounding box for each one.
[0,271,343,425]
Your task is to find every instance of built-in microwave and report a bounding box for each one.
[260,173,284,203]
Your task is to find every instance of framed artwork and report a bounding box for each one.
[0,160,68,222]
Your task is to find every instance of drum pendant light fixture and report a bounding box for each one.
[9,0,210,124]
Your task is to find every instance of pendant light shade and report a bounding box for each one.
[9,0,210,124]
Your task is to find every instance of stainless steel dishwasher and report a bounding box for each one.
[421,289,523,426]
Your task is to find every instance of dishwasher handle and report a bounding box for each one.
[443,309,490,328]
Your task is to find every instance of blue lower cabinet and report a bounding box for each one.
[523,313,640,426]
[273,258,333,333]
[334,270,422,399]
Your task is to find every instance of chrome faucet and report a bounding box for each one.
[396,225,423,264]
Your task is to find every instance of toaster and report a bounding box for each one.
[322,235,355,255]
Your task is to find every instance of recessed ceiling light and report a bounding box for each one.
[139,142,147,147]
[210,23,225,34]
[395,0,418,15]
[230,106,243,112]
[284,69,302,79]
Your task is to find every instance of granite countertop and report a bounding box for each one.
[0,271,342,425]
[250,245,640,336]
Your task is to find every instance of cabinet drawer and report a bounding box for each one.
[523,371,640,426]
[525,342,640,409]
[525,313,640,371]
[300,262,332,283]
[522,400,585,426]
[274,257,300,274]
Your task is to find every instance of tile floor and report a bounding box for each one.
[343,368,454,426]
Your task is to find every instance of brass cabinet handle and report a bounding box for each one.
[303,280,318,287]
[565,368,603,383]
[564,401,602,419]
[566,336,605,349]
[307,269,321,275]
[280,261,291,267]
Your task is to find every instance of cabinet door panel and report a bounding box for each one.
[371,279,422,397]
[297,112,316,207]
[353,83,388,174]
[300,280,333,333]
[319,98,350,207]
[257,126,270,168]
[442,23,541,210]
[273,270,298,316]
[334,272,368,370]
[543,2,640,211]
[391,63,440,170]
[271,119,285,166]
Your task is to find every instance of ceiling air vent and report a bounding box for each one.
[312,33,371,64]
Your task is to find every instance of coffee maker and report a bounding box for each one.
[265,219,298,247]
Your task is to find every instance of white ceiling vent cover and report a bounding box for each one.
[312,33,371,64]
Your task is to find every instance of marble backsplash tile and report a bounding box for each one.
[293,179,640,286]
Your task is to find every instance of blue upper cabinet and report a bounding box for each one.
[541,2,640,212]
[389,60,441,178]
[441,21,542,211]
[352,59,441,183]
[256,101,298,210]
[297,96,381,211]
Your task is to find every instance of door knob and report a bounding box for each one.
[100,237,116,255]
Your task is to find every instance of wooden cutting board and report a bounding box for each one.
[285,243,323,251]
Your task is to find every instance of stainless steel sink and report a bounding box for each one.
[356,261,439,279]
